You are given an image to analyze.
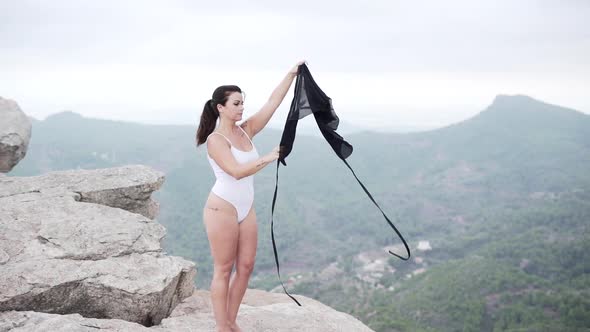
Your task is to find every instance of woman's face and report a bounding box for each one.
[218,92,244,122]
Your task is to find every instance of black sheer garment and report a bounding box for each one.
[271,64,411,306]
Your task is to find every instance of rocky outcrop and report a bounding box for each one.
[0,165,164,219]
[0,290,373,332]
[0,311,155,331]
[0,165,373,331]
[0,166,196,326]
[159,289,374,331]
[0,97,31,173]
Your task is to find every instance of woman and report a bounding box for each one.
[195,61,303,332]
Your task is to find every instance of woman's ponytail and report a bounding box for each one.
[196,99,219,146]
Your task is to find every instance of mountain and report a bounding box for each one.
[286,95,590,331]
[8,95,590,331]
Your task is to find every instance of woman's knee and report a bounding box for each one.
[237,260,255,276]
[213,261,234,280]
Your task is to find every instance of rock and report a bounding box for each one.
[0,311,154,331]
[0,194,164,263]
[0,289,375,331]
[0,164,373,331]
[0,97,32,173]
[157,289,374,332]
[0,253,195,327]
[0,165,196,326]
[0,165,164,219]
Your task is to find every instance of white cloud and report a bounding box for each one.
[1,0,589,129]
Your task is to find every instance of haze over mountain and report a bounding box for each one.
[8,94,590,331]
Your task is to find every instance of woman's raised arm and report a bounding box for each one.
[242,61,305,138]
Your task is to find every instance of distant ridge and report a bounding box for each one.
[430,94,590,137]
[44,110,84,121]
[470,94,589,126]
[31,95,590,141]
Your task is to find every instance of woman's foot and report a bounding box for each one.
[216,323,233,332]
[229,321,242,332]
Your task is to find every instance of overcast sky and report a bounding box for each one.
[1,0,589,131]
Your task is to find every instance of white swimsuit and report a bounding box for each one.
[206,126,260,223]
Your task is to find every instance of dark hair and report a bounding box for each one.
[196,85,242,146]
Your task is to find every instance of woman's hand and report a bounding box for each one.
[263,146,281,163]
[289,60,306,76]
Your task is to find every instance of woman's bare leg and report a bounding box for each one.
[204,198,239,332]
[227,207,257,331]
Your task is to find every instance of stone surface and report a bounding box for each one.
[0,165,196,326]
[0,311,154,332]
[0,165,164,219]
[0,97,32,173]
[0,164,373,331]
[0,290,374,332]
[156,289,374,332]
[0,253,195,326]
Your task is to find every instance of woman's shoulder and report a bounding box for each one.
[206,131,232,148]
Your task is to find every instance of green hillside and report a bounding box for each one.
[8,95,590,331]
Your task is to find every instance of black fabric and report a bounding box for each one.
[271,64,411,306]
[279,64,353,164]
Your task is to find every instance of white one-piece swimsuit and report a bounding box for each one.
[206,126,260,223]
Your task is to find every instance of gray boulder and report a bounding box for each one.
[0,165,164,219]
[0,97,31,173]
[157,289,374,332]
[0,310,154,331]
[0,165,196,326]
[0,164,374,331]
[0,290,374,332]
